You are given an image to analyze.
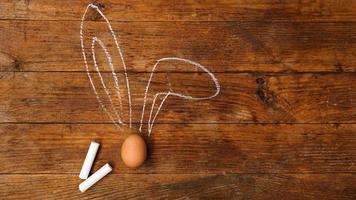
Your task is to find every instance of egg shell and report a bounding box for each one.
[121,134,147,168]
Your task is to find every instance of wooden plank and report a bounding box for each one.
[1,174,355,199]
[1,0,356,22]
[0,123,355,174]
[0,20,355,72]
[0,72,355,123]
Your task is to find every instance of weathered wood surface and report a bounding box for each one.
[1,174,355,200]
[1,0,356,199]
[0,72,355,123]
[1,0,356,21]
[0,20,355,72]
[0,124,355,174]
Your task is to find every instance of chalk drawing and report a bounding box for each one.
[139,58,220,136]
[80,4,132,129]
[80,4,220,136]
[91,37,123,124]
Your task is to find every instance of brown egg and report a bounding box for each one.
[121,134,147,168]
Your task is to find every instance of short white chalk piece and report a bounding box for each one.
[79,163,112,193]
[79,141,100,179]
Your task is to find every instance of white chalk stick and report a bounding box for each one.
[79,141,100,179]
[79,163,112,192]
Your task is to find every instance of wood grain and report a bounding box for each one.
[1,0,356,22]
[0,72,354,123]
[1,174,355,199]
[0,123,355,174]
[1,1,356,199]
[0,20,355,72]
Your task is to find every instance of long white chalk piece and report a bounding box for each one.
[79,141,100,179]
[79,163,112,193]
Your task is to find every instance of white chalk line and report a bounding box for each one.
[91,37,124,117]
[81,4,220,136]
[92,36,124,118]
[147,92,171,135]
[139,57,221,136]
[80,4,132,129]
[91,37,123,124]
[92,4,133,128]
[89,3,132,127]
[80,5,122,130]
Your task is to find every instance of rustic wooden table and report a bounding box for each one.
[0,0,355,199]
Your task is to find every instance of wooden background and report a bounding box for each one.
[0,0,356,199]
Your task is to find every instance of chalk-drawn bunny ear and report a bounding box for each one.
[139,57,220,136]
[80,4,132,129]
